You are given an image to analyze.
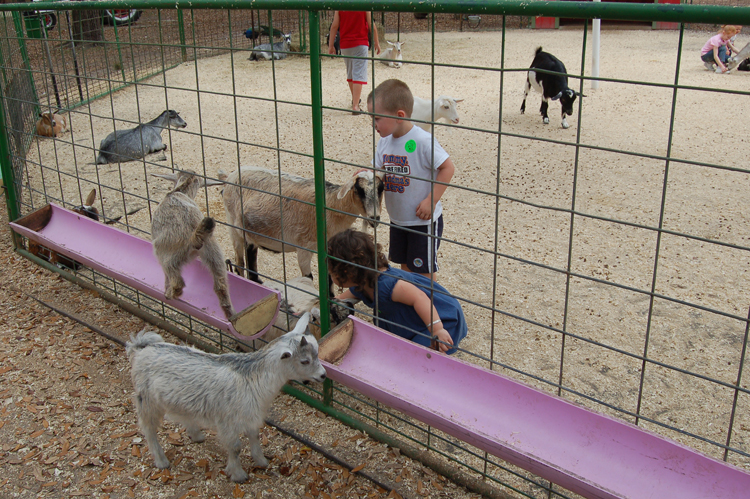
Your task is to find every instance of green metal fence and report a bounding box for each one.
[2,1,750,497]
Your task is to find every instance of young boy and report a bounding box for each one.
[366,79,455,281]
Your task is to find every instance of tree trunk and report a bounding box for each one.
[71,9,104,44]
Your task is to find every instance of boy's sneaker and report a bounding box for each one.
[704,61,716,71]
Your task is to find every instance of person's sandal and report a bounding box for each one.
[351,99,363,115]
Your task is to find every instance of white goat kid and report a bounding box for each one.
[379,40,405,68]
[220,168,385,284]
[126,313,326,482]
[411,95,463,131]
[151,170,233,319]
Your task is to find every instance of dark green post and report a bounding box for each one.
[177,10,188,62]
[0,93,20,228]
[309,9,334,406]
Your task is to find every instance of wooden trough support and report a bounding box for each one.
[10,203,281,340]
[319,317,750,499]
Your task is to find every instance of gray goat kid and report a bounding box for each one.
[151,170,233,319]
[126,313,326,482]
[95,110,187,164]
[248,33,292,60]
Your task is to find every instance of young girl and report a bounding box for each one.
[327,229,467,354]
[701,25,739,73]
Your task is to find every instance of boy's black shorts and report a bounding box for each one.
[388,215,444,273]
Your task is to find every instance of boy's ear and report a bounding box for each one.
[397,109,407,118]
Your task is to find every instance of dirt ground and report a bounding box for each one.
[12,25,750,495]
[0,196,485,498]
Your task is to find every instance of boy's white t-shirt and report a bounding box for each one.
[374,125,450,226]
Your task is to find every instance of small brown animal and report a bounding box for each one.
[35,111,67,137]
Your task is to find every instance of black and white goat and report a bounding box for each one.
[521,47,584,129]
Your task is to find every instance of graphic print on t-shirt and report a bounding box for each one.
[382,153,410,193]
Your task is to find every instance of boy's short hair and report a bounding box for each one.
[367,79,414,117]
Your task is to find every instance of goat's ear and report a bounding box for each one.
[375,170,386,181]
[203,178,224,188]
[577,92,587,98]
[454,99,464,103]
[217,169,228,181]
[151,172,179,182]
[84,188,97,206]
[337,175,358,199]
[387,41,395,46]
[551,91,562,101]
[291,312,311,334]
[281,350,292,360]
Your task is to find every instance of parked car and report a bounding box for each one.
[24,0,142,32]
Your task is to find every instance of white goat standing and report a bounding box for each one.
[151,170,233,319]
[411,95,463,131]
[379,40,405,68]
[219,168,385,284]
[126,313,326,482]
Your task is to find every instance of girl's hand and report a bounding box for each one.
[434,328,454,353]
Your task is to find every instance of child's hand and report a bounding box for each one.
[416,197,435,220]
[434,328,454,353]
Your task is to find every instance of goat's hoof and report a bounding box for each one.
[187,430,206,443]
[543,118,550,124]
[228,469,249,483]
[562,123,570,129]
[154,457,170,469]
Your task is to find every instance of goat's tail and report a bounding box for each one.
[191,217,215,250]
[125,328,164,357]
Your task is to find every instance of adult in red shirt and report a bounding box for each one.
[328,11,381,114]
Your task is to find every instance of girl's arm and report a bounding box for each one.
[334,288,357,301]
[328,12,340,55]
[366,12,381,55]
[416,158,456,220]
[391,280,454,352]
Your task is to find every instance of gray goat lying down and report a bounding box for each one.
[248,33,292,61]
[95,110,187,164]
[126,313,326,483]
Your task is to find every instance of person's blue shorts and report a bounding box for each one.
[389,215,444,273]
[701,45,728,64]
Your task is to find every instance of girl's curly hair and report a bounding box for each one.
[327,229,388,292]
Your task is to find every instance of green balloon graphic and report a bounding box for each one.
[405,140,417,153]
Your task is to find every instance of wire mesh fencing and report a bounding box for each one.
[2,1,750,498]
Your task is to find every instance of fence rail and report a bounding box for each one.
[2,2,750,498]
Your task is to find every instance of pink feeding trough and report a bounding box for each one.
[319,316,750,499]
[10,203,280,340]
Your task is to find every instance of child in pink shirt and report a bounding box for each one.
[701,25,739,73]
